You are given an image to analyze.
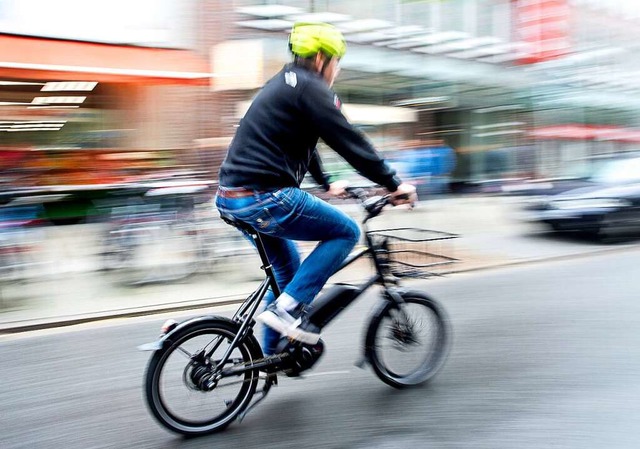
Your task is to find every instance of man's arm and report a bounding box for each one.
[309,149,351,197]
[299,80,401,192]
[308,149,331,191]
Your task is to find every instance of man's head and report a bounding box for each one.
[288,22,346,87]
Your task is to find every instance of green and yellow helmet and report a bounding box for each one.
[288,22,347,59]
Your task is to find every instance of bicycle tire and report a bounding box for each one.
[365,291,451,389]
[144,319,262,436]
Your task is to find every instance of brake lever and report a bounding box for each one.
[363,194,392,216]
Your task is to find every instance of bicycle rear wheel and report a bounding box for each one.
[144,319,262,436]
[365,291,451,389]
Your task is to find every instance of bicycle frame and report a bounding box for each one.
[214,193,406,378]
[139,191,407,372]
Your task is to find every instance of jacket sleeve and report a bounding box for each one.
[298,80,402,192]
[308,149,331,191]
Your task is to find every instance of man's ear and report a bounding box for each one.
[314,53,324,72]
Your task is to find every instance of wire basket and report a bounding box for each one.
[367,227,459,278]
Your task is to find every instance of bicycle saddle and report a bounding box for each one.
[220,214,257,234]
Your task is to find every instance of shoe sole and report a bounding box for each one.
[257,311,321,345]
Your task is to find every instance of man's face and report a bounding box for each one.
[323,56,341,87]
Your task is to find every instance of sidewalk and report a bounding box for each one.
[1,195,638,333]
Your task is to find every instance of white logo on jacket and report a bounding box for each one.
[284,71,297,88]
[333,94,342,109]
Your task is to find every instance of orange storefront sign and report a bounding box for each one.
[0,34,211,85]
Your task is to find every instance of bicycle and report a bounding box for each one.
[0,203,46,285]
[139,187,457,436]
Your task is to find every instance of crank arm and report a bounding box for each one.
[220,353,289,378]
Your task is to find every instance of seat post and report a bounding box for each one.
[250,230,282,298]
[220,215,282,297]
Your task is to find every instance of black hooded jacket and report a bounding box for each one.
[218,63,401,192]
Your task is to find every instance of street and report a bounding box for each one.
[2,247,640,449]
[3,195,639,329]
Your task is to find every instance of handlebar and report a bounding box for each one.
[344,186,411,222]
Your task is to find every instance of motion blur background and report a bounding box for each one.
[1,0,640,323]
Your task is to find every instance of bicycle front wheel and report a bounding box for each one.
[365,291,451,389]
[144,319,262,436]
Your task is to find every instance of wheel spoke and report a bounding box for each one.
[175,346,192,358]
[203,335,227,359]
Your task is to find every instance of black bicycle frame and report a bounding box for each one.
[215,202,402,376]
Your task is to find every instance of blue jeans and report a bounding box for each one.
[215,187,360,355]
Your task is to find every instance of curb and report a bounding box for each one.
[1,242,638,335]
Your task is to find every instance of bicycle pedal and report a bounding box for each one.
[259,372,279,385]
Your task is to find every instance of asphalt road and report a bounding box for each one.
[2,247,640,449]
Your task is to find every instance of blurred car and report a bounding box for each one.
[501,153,634,197]
[520,153,640,238]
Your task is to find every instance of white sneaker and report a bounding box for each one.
[257,304,321,345]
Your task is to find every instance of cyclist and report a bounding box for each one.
[215,22,416,355]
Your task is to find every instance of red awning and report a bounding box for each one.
[0,34,211,85]
[529,124,640,143]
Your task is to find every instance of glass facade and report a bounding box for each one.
[4,0,640,192]
[224,0,640,187]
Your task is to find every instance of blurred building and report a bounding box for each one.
[200,0,640,189]
[3,0,640,195]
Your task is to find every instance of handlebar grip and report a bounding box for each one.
[344,186,368,201]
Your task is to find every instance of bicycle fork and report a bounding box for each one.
[354,285,407,369]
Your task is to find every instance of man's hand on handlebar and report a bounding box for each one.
[341,183,416,221]
[390,183,418,207]
[327,179,350,198]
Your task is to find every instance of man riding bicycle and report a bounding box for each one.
[215,22,416,355]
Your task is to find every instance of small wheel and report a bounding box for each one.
[104,220,200,285]
[0,251,22,284]
[101,223,150,272]
[144,320,262,436]
[146,219,200,282]
[365,291,451,389]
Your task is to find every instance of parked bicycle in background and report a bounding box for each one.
[99,180,253,286]
[0,201,47,285]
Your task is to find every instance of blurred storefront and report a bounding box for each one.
[4,0,640,202]
[0,33,210,180]
[0,2,212,222]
